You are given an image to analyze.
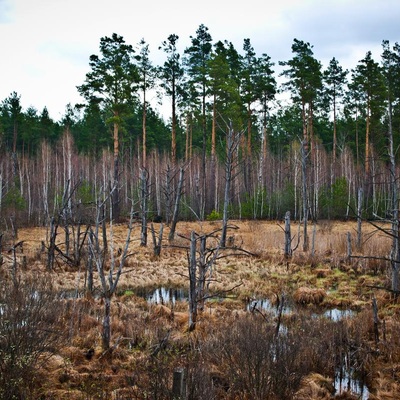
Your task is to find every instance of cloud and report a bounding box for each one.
[0,0,12,23]
[1,0,399,120]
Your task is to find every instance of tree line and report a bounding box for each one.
[0,25,399,227]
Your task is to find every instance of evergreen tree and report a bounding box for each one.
[323,57,348,161]
[21,106,42,156]
[77,33,139,220]
[279,39,322,251]
[279,39,322,145]
[255,52,276,158]
[39,107,58,144]
[241,38,259,159]
[382,40,400,292]
[184,24,212,157]
[158,34,185,165]
[350,52,386,185]
[74,102,109,155]
[136,38,156,168]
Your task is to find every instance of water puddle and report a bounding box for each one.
[335,368,369,399]
[138,286,187,305]
[50,286,371,398]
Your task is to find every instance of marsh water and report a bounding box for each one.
[134,286,369,398]
[60,285,369,398]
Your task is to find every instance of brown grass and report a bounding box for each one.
[2,219,399,398]
[293,373,335,399]
[293,287,327,305]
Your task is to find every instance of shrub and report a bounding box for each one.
[0,274,63,398]
[206,209,222,221]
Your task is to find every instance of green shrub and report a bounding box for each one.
[206,209,222,221]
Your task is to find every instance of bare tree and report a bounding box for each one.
[186,227,249,331]
[88,188,135,351]
[168,165,185,242]
[284,211,292,258]
[221,121,242,248]
[301,139,309,251]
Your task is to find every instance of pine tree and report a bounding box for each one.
[136,38,156,168]
[159,34,185,165]
[323,58,348,162]
[77,33,139,221]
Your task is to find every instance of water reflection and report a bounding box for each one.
[335,368,369,399]
[146,287,187,305]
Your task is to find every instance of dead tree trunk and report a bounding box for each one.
[188,231,197,332]
[87,229,94,294]
[357,188,363,251]
[347,232,352,263]
[372,296,379,345]
[388,97,400,294]
[172,368,187,399]
[89,190,135,351]
[221,122,241,248]
[169,166,185,242]
[284,211,292,258]
[47,217,57,271]
[150,222,163,257]
[164,165,173,225]
[197,235,207,312]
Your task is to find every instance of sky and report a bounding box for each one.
[0,0,399,121]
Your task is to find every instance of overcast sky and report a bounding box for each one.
[0,0,399,121]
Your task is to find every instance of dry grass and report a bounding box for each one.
[293,373,335,399]
[2,219,399,398]
[293,287,327,305]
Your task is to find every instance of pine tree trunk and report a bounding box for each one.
[301,139,309,252]
[140,168,148,247]
[142,88,147,168]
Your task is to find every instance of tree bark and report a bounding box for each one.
[188,231,197,331]
[140,168,148,247]
[169,166,184,242]
[301,139,309,252]
[284,211,292,258]
[112,118,120,221]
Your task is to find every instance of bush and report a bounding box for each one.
[206,312,339,399]
[0,274,63,398]
[206,209,222,221]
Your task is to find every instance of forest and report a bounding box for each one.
[1,25,400,399]
[0,26,399,228]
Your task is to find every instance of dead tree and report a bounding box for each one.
[346,232,352,263]
[150,222,164,257]
[357,187,363,251]
[186,226,250,331]
[168,165,185,242]
[221,121,242,248]
[301,139,309,252]
[188,231,197,331]
[46,181,89,270]
[284,211,292,258]
[164,165,173,225]
[372,296,380,345]
[89,189,135,351]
